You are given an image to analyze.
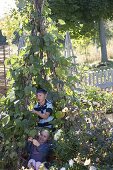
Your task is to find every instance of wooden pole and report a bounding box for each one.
[3,45,7,91]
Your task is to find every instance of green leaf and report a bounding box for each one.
[55,111,65,119]
[15,119,22,127]
[7,89,16,102]
[9,151,17,159]
[5,140,10,145]
[2,114,10,127]
[24,86,33,95]
[22,119,29,127]
[55,67,66,78]
[29,129,37,137]
[24,129,30,135]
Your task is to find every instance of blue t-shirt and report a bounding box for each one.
[28,142,50,162]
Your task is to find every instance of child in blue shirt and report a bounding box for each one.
[27,129,50,170]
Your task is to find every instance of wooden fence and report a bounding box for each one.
[0,45,10,95]
[1,44,113,95]
[78,68,113,91]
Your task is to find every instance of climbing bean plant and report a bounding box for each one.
[0,0,75,169]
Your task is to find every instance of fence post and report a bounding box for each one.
[3,45,7,91]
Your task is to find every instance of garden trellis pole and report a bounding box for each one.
[64,31,77,73]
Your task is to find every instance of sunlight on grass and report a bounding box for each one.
[75,39,113,65]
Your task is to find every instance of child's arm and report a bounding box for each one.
[32,139,40,147]
[27,137,40,147]
[32,109,50,119]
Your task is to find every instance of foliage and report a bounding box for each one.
[0,11,20,44]
[52,87,113,170]
[0,0,75,169]
[49,0,113,37]
[48,0,113,62]
[1,1,113,170]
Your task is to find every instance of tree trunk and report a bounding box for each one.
[99,18,108,62]
[34,0,45,35]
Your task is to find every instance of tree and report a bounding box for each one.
[0,14,20,45]
[49,0,113,62]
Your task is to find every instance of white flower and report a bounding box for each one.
[85,118,91,124]
[87,131,92,135]
[96,157,99,162]
[14,100,20,104]
[92,101,100,107]
[75,130,80,135]
[65,116,70,120]
[84,158,91,165]
[62,107,68,113]
[54,129,63,141]
[89,166,97,170]
[60,167,66,170]
[69,159,74,167]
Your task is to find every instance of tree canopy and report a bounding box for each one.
[49,0,113,62]
[49,0,113,34]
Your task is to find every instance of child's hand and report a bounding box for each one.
[28,137,33,142]
[32,109,37,114]
[32,139,40,147]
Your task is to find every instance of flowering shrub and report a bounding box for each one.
[51,87,113,170]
